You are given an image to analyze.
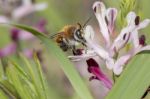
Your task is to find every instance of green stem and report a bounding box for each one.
[0,81,20,99]
[112,72,116,83]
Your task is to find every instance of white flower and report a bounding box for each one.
[92,2,117,47]
[69,1,150,76]
[113,14,150,75]
[0,0,47,23]
[12,0,47,20]
[84,25,114,69]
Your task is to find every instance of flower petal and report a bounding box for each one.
[113,65,123,76]
[23,49,33,58]
[86,40,110,60]
[106,8,118,34]
[18,30,34,40]
[12,5,34,20]
[126,12,136,26]
[137,19,150,30]
[10,28,20,41]
[23,0,32,5]
[12,2,47,20]
[0,43,17,58]
[93,1,110,46]
[134,45,150,55]
[34,3,48,11]
[92,1,106,18]
[131,30,139,48]
[0,16,9,23]
[68,50,97,61]
[113,54,131,75]
[111,27,131,52]
[84,26,109,59]
[86,58,112,89]
[35,19,48,33]
[105,57,114,70]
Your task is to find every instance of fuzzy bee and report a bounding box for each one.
[50,18,91,54]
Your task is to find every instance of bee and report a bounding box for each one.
[50,18,91,54]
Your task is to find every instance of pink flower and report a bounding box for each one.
[0,43,17,58]
[10,28,34,41]
[12,0,47,20]
[86,58,113,89]
[10,19,47,41]
[35,19,48,33]
[0,0,47,23]
[0,16,9,23]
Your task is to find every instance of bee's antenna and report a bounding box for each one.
[83,16,92,28]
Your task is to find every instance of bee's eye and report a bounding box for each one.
[75,29,83,39]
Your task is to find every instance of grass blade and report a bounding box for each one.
[33,53,47,99]
[11,24,93,99]
[106,54,150,99]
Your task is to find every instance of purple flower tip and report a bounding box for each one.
[135,16,140,25]
[37,19,47,27]
[87,58,99,73]
[10,28,20,41]
[0,43,17,58]
[89,76,98,81]
[36,19,47,33]
[93,7,96,12]
[139,35,146,46]
[86,58,99,68]
[86,58,113,89]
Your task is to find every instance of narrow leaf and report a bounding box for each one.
[10,24,93,99]
[106,54,150,99]
[33,53,47,99]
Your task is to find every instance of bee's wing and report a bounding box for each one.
[49,32,64,39]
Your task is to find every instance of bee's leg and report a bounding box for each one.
[72,45,77,55]
[85,47,88,54]
[72,47,83,55]
[82,42,88,54]
[60,41,68,51]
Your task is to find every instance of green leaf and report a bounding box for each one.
[11,61,30,81]
[33,53,47,99]
[0,79,20,99]
[6,62,31,99]
[106,54,150,99]
[10,24,93,99]
[19,54,41,98]
[0,90,8,99]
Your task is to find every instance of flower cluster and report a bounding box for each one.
[69,1,150,89]
[0,0,47,59]
[0,0,47,23]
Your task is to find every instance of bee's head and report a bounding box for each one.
[55,35,68,51]
[74,17,92,45]
[73,23,86,46]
